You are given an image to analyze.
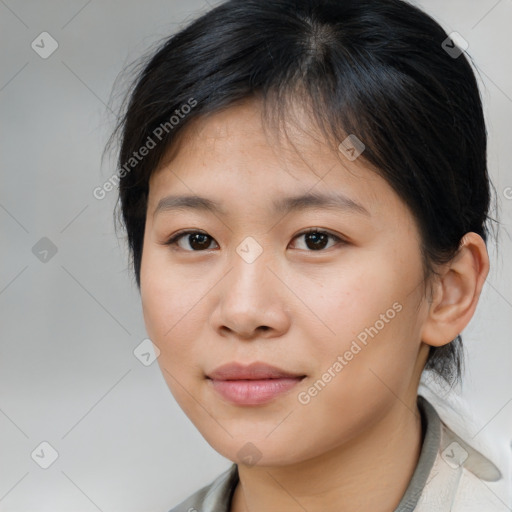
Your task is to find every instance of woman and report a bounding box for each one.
[108,0,508,510]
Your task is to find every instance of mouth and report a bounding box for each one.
[206,362,306,405]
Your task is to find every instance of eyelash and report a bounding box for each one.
[163,228,346,252]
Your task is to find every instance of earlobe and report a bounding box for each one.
[420,233,490,348]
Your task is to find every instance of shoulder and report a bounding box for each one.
[167,464,238,512]
[416,394,510,511]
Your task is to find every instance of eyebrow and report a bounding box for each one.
[153,191,371,218]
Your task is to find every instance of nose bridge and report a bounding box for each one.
[212,236,289,337]
[228,235,274,302]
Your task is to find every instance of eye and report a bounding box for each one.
[164,230,218,251]
[291,228,345,251]
[163,228,345,252]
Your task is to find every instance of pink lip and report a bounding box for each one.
[206,362,306,405]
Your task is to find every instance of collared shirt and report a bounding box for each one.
[168,395,508,511]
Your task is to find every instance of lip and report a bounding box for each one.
[206,362,306,406]
[207,361,305,380]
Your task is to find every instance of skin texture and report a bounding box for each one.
[139,97,490,512]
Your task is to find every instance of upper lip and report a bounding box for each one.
[207,362,306,380]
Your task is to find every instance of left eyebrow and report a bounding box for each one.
[273,191,371,217]
[153,191,371,218]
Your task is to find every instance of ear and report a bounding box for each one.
[420,232,490,348]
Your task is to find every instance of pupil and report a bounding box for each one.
[190,233,209,250]
[306,232,327,250]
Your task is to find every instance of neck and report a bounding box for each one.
[231,398,424,512]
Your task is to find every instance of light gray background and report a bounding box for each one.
[1,1,511,510]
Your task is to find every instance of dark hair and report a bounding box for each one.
[107,0,498,386]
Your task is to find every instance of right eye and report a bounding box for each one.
[164,230,219,252]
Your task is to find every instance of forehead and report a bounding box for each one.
[147,99,406,223]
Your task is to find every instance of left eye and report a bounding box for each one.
[291,229,343,251]
[164,229,344,252]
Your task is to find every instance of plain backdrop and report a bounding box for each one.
[1,0,511,510]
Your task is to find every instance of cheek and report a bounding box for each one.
[140,257,209,415]
[302,261,421,386]
[140,252,205,360]
[305,263,396,341]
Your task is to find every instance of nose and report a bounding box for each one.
[210,245,291,340]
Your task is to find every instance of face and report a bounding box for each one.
[140,98,431,466]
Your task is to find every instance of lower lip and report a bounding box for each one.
[208,377,304,405]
